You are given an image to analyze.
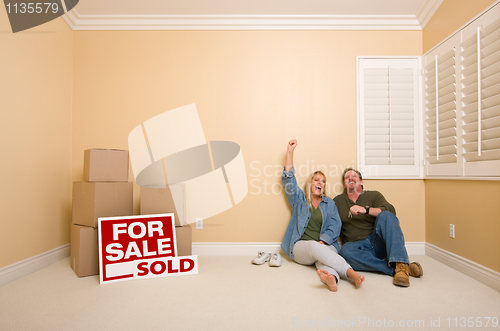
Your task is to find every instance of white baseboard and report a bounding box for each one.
[192,242,283,256]
[405,241,426,255]
[426,243,500,292]
[2,242,499,292]
[191,241,427,256]
[0,244,70,287]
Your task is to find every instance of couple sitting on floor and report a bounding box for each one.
[281,139,423,291]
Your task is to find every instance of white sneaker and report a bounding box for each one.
[269,252,282,267]
[252,251,271,265]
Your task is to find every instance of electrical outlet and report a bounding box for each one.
[196,218,203,230]
[449,224,455,238]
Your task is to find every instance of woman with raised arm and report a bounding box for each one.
[281,139,364,291]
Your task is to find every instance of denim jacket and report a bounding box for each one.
[281,167,341,258]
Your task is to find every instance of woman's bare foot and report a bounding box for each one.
[346,268,365,287]
[317,269,338,292]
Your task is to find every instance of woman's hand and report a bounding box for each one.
[285,139,297,172]
[288,139,297,152]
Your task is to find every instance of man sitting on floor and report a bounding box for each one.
[333,168,423,287]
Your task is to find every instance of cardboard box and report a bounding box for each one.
[176,225,192,256]
[84,149,129,182]
[72,182,133,227]
[71,224,99,277]
[140,184,185,226]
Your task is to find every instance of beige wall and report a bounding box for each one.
[71,30,424,243]
[423,0,500,272]
[0,13,73,268]
[425,180,500,272]
[16,0,500,269]
[365,180,425,242]
[4,0,498,273]
[423,0,497,53]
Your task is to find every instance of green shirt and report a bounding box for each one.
[300,204,323,241]
[333,190,396,243]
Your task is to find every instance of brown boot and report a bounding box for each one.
[409,262,423,278]
[393,263,410,287]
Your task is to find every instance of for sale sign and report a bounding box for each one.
[98,213,198,284]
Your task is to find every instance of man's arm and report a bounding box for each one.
[372,191,396,215]
[349,191,395,217]
[350,205,382,217]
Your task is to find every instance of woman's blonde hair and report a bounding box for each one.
[304,170,326,208]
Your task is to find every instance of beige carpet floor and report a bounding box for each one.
[1,255,499,331]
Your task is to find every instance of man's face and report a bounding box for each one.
[344,170,363,192]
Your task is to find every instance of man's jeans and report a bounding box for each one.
[339,211,409,276]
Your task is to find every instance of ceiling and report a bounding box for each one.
[63,0,444,30]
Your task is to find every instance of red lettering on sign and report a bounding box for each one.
[137,262,148,276]
[151,261,167,275]
[180,258,195,272]
[167,259,179,273]
[98,214,197,284]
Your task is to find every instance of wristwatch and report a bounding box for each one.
[365,206,370,214]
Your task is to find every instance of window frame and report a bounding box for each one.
[356,56,424,179]
[356,2,500,181]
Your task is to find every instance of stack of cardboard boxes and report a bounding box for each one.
[141,184,192,257]
[70,148,193,278]
[70,149,132,277]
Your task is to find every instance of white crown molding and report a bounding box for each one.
[62,11,423,31]
[416,0,444,29]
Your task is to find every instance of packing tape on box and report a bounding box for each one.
[128,104,248,225]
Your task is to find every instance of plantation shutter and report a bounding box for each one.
[357,58,421,178]
[423,38,459,176]
[423,2,500,178]
[461,15,500,176]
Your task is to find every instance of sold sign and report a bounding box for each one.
[98,213,198,284]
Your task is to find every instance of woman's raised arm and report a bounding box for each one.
[285,139,297,172]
